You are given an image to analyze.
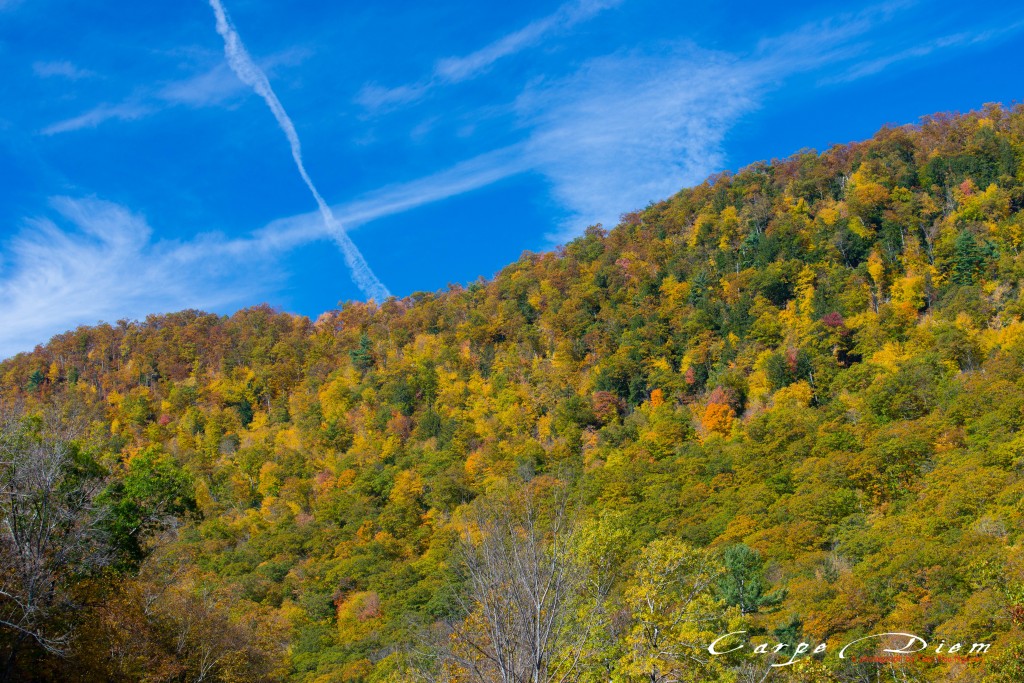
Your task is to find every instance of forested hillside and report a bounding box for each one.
[3,104,1024,682]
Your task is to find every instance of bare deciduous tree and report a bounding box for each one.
[0,402,109,678]
[443,481,600,683]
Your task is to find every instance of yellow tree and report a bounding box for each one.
[617,538,731,683]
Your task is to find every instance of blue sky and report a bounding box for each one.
[0,0,1022,357]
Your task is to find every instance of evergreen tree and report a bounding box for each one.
[25,370,44,392]
[951,229,986,285]
[349,333,374,373]
[718,544,784,615]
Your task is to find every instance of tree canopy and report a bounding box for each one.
[3,104,1024,681]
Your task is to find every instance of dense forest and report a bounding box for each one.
[3,104,1024,682]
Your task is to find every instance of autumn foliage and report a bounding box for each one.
[3,105,1024,680]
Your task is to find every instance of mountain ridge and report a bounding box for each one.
[2,103,1024,682]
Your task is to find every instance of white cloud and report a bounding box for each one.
[41,102,154,135]
[356,82,431,111]
[823,20,1024,84]
[40,49,306,135]
[157,62,245,106]
[0,197,283,359]
[41,64,242,135]
[158,48,310,107]
[339,145,531,226]
[357,0,622,111]
[254,144,532,247]
[435,0,619,83]
[517,46,760,242]
[207,0,390,302]
[33,61,96,80]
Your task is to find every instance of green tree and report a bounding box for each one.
[25,371,44,393]
[717,543,784,615]
[349,333,375,373]
[951,229,986,285]
[100,447,197,570]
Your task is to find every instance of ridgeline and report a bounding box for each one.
[3,104,1024,682]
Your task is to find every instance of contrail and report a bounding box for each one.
[208,0,390,302]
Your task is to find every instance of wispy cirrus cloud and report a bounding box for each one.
[516,46,759,242]
[357,0,622,111]
[156,47,309,107]
[33,61,96,80]
[349,4,926,244]
[258,144,532,244]
[39,70,233,136]
[41,102,154,135]
[503,18,867,240]
[823,20,1024,84]
[156,62,245,106]
[39,49,305,136]
[0,197,282,359]
[434,0,620,82]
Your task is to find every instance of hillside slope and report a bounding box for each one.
[3,104,1024,682]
